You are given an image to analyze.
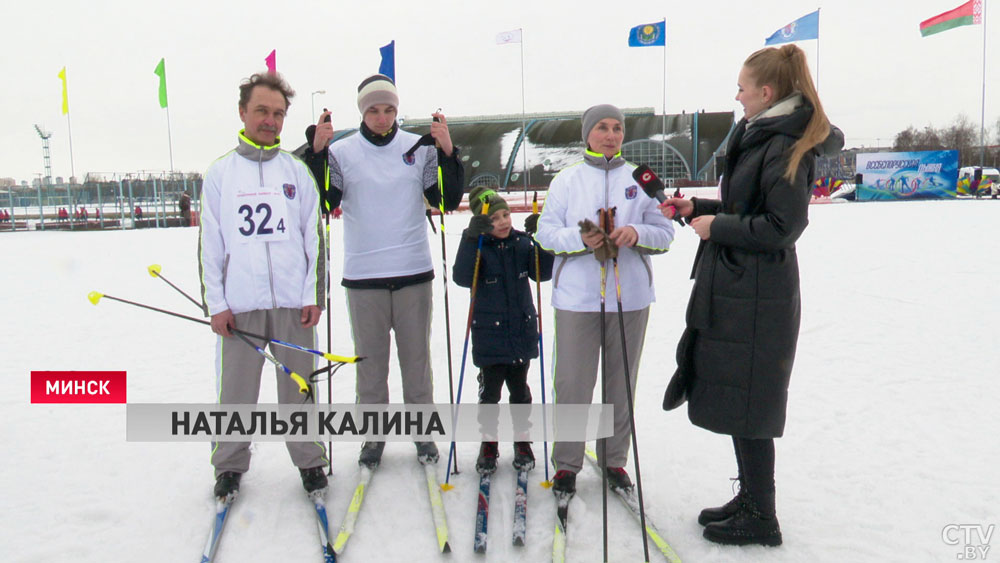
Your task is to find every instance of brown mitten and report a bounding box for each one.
[578,218,618,262]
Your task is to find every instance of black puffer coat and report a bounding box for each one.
[453,229,554,368]
[672,100,842,438]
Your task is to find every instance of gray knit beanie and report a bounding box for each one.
[356,74,399,114]
[581,104,625,142]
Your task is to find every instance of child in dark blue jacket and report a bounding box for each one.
[454,186,554,474]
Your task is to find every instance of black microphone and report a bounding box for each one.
[632,164,667,202]
[632,164,686,226]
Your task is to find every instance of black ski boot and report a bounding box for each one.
[552,470,577,497]
[606,467,633,493]
[702,493,782,546]
[698,487,748,526]
[512,442,535,471]
[299,466,328,494]
[415,441,439,465]
[358,441,385,469]
[214,471,242,500]
[476,441,499,474]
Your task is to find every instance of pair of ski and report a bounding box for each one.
[200,489,335,563]
[334,462,452,556]
[473,467,531,553]
[551,449,682,563]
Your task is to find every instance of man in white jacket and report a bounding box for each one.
[534,104,674,497]
[199,72,327,500]
[306,74,464,468]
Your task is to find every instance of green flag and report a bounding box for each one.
[154,58,168,108]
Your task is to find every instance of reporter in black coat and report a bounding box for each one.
[661,44,843,547]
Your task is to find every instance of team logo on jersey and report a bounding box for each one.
[625,185,638,199]
[283,183,296,199]
[402,153,416,165]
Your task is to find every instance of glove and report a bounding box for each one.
[465,214,494,238]
[524,213,540,234]
[578,218,617,262]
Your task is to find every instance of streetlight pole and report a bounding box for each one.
[311,90,326,122]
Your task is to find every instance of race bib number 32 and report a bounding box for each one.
[231,187,290,243]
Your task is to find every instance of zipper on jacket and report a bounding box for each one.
[258,149,277,309]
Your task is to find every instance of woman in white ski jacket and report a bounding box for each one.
[533,104,674,496]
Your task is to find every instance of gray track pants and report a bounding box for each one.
[346,282,434,405]
[210,308,327,477]
[551,307,649,473]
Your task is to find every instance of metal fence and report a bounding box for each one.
[2,174,202,232]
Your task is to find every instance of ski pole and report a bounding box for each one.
[144,268,320,399]
[87,291,360,366]
[232,329,315,403]
[319,113,335,477]
[598,207,611,563]
[146,266,333,406]
[531,192,552,487]
[147,264,201,309]
[611,243,651,562]
[443,200,489,490]
[437,165,459,477]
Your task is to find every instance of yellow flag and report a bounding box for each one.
[58,67,69,115]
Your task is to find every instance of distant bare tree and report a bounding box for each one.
[914,126,943,151]
[940,115,978,165]
[893,126,917,150]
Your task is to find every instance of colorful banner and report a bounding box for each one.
[765,10,819,45]
[628,21,666,47]
[855,150,959,200]
[378,40,395,82]
[58,66,69,115]
[153,58,168,108]
[265,49,276,74]
[920,0,982,37]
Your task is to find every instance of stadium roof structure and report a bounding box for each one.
[295,108,736,191]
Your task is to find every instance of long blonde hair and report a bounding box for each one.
[743,44,830,181]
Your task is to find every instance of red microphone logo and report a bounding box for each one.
[641,171,653,183]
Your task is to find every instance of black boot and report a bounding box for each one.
[552,470,576,497]
[214,471,242,500]
[606,467,633,493]
[512,442,535,471]
[358,441,385,469]
[698,487,748,526]
[299,466,329,494]
[476,441,499,474]
[702,492,782,546]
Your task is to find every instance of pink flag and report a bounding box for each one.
[265,50,276,73]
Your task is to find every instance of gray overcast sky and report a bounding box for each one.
[3,0,997,183]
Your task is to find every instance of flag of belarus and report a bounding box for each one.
[920,0,983,37]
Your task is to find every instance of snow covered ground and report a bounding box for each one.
[2,199,998,562]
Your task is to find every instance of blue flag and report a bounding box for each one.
[379,40,395,82]
[628,21,666,47]
[765,10,819,45]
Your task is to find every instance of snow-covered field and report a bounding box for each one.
[1,199,997,562]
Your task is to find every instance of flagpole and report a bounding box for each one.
[979,0,987,165]
[66,112,76,183]
[166,105,175,173]
[816,7,821,93]
[662,17,667,179]
[520,28,528,206]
